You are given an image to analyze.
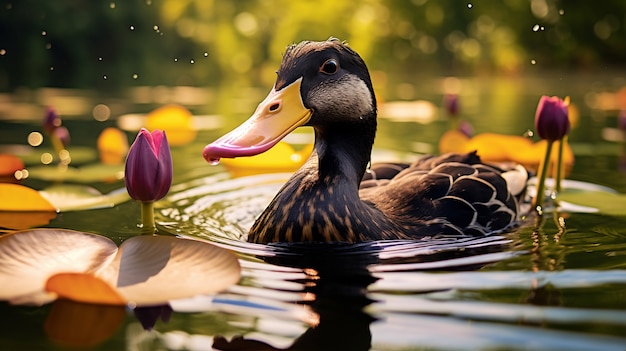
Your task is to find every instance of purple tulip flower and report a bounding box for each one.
[125,128,173,202]
[444,94,459,117]
[43,106,62,135]
[535,96,570,142]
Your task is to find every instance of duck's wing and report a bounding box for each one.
[361,153,525,237]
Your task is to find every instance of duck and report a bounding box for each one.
[203,38,527,244]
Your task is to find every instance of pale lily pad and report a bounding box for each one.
[558,191,626,216]
[0,229,118,305]
[40,184,130,212]
[99,235,242,306]
[0,228,241,306]
[27,163,125,183]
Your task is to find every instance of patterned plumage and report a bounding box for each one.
[203,38,527,243]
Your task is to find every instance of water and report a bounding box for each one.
[2,74,626,350]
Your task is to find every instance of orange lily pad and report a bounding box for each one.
[46,273,126,305]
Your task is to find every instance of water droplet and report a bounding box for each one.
[103,75,108,80]
[49,66,54,71]
[41,30,47,36]
[532,24,540,32]
[190,59,195,64]
[204,52,209,57]
[130,25,135,31]
[467,3,472,8]
[174,58,178,62]
[531,59,536,65]
[98,57,103,61]
[132,73,138,79]
[523,129,534,138]
[153,25,159,31]
[208,157,220,165]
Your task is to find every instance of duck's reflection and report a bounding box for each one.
[213,243,379,351]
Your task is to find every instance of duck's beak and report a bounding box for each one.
[203,78,312,162]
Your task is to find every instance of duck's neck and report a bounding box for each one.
[247,119,381,243]
[313,121,375,187]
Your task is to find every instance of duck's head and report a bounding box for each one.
[203,38,377,163]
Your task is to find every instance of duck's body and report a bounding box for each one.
[204,38,526,243]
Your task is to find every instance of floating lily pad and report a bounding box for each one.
[0,183,55,211]
[558,191,626,216]
[40,184,129,212]
[4,146,98,166]
[0,228,241,306]
[27,163,124,183]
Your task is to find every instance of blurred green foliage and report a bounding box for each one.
[0,0,624,92]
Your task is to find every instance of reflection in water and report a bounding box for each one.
[44,299,126,348]
[154,173,626,350]
[134,304,173,331]
[213,243,379,351]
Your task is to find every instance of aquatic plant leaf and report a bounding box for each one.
[0,229,118,305]
[558,191,626,216]
[145,104,197,146]
[99,235,241,305]
[10,146,97,166]
[39,184,129,212]
[0,183,56,211]
[0,211,57,231]
[27,163,124,183]
[0,229,241,306]
[46,273,126,305]
[220,142,313,177]
[44,299,126,348]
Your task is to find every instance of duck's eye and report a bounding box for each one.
[320,59,339,75]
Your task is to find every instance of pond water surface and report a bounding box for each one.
[2,74,626,350]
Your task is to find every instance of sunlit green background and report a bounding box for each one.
[1,0,625,92]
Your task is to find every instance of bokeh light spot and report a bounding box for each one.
[41,153,54,165]
[28,132,44,146]
[93,104,111,122]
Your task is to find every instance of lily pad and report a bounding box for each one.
[4,145,98,166]
[40,184,130,212]
[0,228,241,306]
[0,183,55,211]
[558,191,626,216]
[27,163,124,183]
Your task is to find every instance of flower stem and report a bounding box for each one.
[141,201,156,235]
[534,140,554,213]
[555,136,566,194]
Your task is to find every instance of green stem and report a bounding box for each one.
[534,140,554,213]
[140,201,156,235]
[555,136,566,194]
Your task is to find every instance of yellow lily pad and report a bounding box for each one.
[0,183,55,212]
[221,142,314,177]
[145,104,197,146]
